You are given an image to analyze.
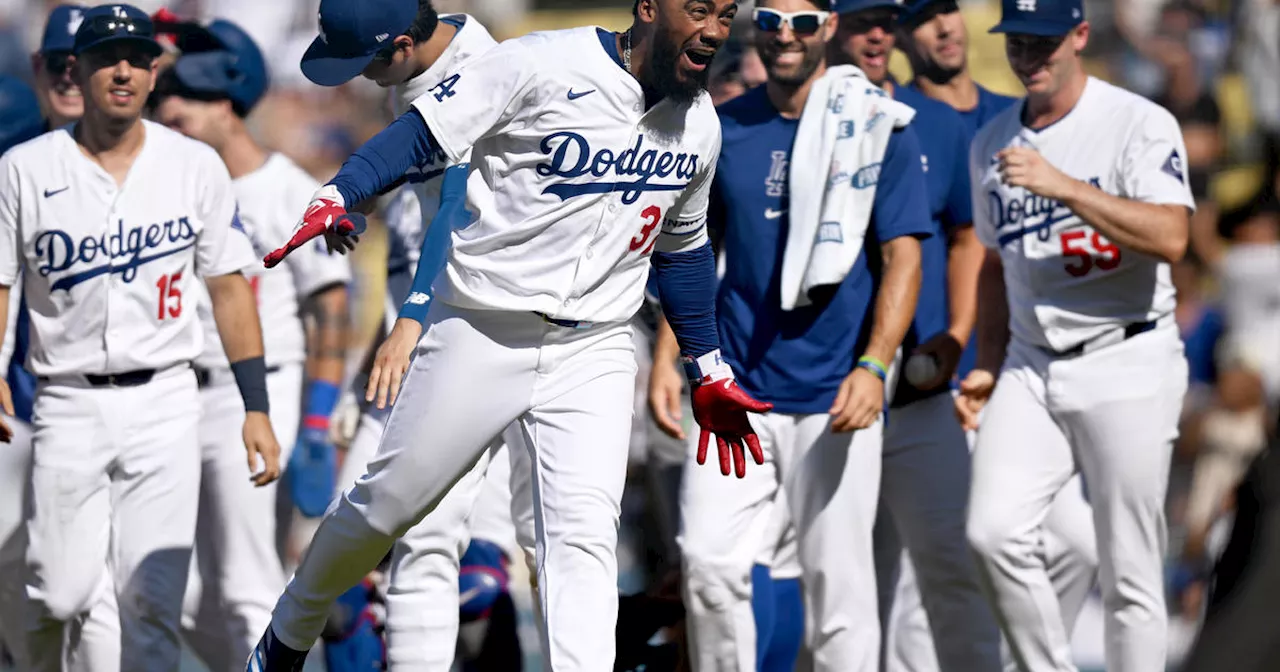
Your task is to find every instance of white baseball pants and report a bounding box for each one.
[383,436,530,671]
[876,391,1002,672]
[25,367,201,672]
[681,410,883,672]
[182,363,303,672]
[269,303,635,671]
[881,478,1098,672]
[967,327,1187,672]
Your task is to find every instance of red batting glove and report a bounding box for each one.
[686,351,773,478]
[264,185,346,268]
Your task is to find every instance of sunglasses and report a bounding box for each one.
[80,13,157,43]
[840,9,899,35]
[901,0,959,28]
[753,8,831,35]
[43,51,73,77]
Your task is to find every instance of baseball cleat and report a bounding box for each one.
[246,625,308,672]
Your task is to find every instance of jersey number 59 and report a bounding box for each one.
[1060,229,1121,277]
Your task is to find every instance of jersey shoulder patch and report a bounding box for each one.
[1161,149,1185,184]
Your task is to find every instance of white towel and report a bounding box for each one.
[781,65,917,310]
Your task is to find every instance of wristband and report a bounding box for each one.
[303,379,341,431]
[230,356,270,414]
[682,349,734,385]
[856,355,887,382]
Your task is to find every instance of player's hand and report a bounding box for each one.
[263,185,360,268]
[243,411,282,487]
[289,423,337,518]
[909,332,964,391]
[0,378,13,443]
[367,318,423,410]
[829,367,884,433]
[996,147,1072,201]
[691,380,772,478]
[648,359,687,440]
[954,369,997,432]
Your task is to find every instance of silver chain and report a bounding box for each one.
[622,29,632,73]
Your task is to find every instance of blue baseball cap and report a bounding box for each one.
[72,4,163,57]
[0,76,44,155]
[898,0,957,24]
[171,20,269,114]
[300,0,418,86]
[834,0,903,15]
[40,5,88,54]
[990,0,1084,36]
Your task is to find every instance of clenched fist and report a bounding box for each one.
[996,147,1072,201]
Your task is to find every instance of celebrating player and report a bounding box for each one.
[0,5,281,670]
[665,0,927,669]
[149,18,353,670]
[248,0,769,669]
[885,2,1101,670]
[960,1,1194,670]
[823,2,1003,669]
[297,1,530,668]
[30,4,87,131]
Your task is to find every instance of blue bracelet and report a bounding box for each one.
[856,356,887,382]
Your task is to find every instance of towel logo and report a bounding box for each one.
[765,151,788,197]
[1017,0,1036,11]
[838,121,856,140]
[828,94,845,114]
[852,163,881,189]
[817,221,843,243]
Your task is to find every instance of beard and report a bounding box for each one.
[763,44,824,88]
[648,26,711,106]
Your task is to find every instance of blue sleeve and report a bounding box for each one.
[397,164,468,324]
[943,118,973,230]
[652,242,719,358]
[872,127,934,242]
[329,109,439,208]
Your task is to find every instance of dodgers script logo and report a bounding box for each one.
[990,177,1101,246]
[36,217,198,291]
[535,132,700,205]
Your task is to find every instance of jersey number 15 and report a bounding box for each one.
[155,271,184,320]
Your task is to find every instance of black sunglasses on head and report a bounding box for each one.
[841,9,900,35]
[900,0,960,30]
[79,13,157,44]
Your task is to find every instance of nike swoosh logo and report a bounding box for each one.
[459,585,484,605]
[44,187,69,198]
[567,88,596,100]
[765,208,786,220]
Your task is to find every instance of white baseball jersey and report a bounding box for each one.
[194,153,352,370]
[0,122,257,376]
[382,13,497,310]
[412,26,719,324]
[969,77,1196,352]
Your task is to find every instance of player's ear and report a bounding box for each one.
[393,35,414,57]
[1071,21,1089,54]
[822,13,838,42]
[635,0,658,25]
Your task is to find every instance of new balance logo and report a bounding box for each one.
[1017,0,1036,11]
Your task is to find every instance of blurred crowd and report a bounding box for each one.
[2,0,1278,670]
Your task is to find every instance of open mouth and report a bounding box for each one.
[861,48,887,69]
[684,49,715,70]
[109,87,135,104]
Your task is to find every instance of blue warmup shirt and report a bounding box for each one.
[714,86,932,415]
[888,83,972,408]
[958,84,1018,140]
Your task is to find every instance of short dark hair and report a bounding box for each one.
[633,0,640,17]
[404,0,440,44]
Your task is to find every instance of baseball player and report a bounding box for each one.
[296,3,534,669]
[0,5,281,670]
[148,18,353,671]
[884,2,1101,670]
[665,0,928,669]
[248,0,770,669]
[961,1,1194,670]
[820,3,1005,670]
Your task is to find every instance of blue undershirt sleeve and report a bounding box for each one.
[651,242,719,358]
[329,108,439,208]
[397,164,469,324]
